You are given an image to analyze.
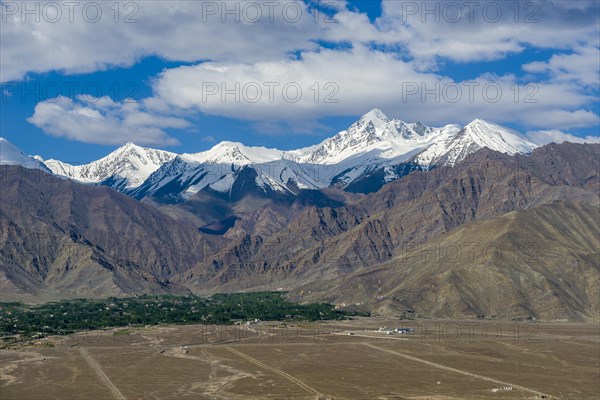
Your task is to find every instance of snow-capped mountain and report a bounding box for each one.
[414,119,538,168]
[190,141,285,165]
[130,144,327,202]
[3,109,540,199]
[288,109,442,166]
[333,117,538,193]
[130,111,537,199]
[41,142,176,191]
[0,137,50,171]
[294,110,461,190]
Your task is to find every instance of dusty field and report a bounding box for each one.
[1,318,598,399]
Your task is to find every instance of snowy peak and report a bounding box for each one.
[414,119,537,168]
[363,108,388,121]
[461,119,537,154]
[348,108,390,140]
[355,108,389,129]
[0,137,50,171]
[186,141,285,165]
[293,110,437,165]
[44,141,176,190]
[5,112,545,198]
[133,142,304,201]
[109,141,175,164]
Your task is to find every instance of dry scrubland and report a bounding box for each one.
[1,318,598,400]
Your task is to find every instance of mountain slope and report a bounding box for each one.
[414,119,538,167]
[176,143,599,300]
[131,155,327,203]
[341,118,538,193]
[288,109,442,166]
[0,137,50,171]
[1,143,598,321]
[121,111,540,227]
[2,111,543,237]
[295,201,600,321]
[42,142,176,191]
[0,165,222,302]
[30,110,540,204]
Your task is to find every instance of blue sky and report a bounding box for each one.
[1,0,598,163]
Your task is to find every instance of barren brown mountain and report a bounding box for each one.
[1,143,599,320]
[179,143,599,295]
[295,201,600,321]
[0,166,223,302]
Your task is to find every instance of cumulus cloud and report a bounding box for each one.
[523,46,600,87]
[517,109,600,130]
[0,0,399,83]
[526,129,600,145]
[149,46,598,129]
[1,1,329,82]
[151,46,426,120]
[8,0,599,136]
[27,96,187,145]
[3,1,599,81]
[378,0,600,63]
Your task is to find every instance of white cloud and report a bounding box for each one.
[149,46,598,130]
[27,96,187,145]
[0,1,327,82]
[151,46,426,120]
[3,1,598,81]
[526,129,600,145]
[523,47,600,87]
[378,0,600,63]
[518,109,600,130]
[7,0,598,135]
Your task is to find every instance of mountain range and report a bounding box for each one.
[1,112,598,321]
[27,110,538,199]
[4,110,540,231]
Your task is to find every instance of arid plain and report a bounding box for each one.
[1,318,598,400]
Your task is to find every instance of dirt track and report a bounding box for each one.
[78,347,127,400]
[225,345,322,396]
[1,320,598,399]
[362,342,552,398]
